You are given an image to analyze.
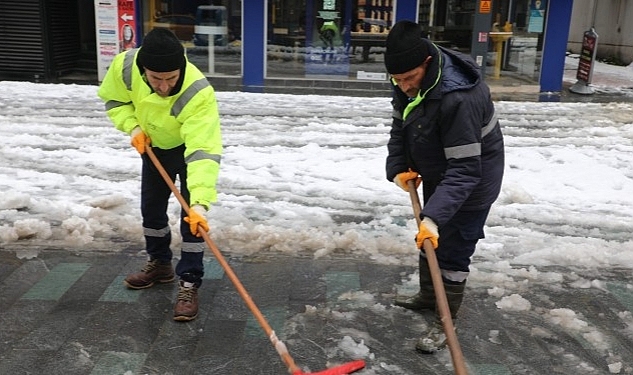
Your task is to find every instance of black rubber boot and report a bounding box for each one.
[415,279,466,354]
[395,255,436,311]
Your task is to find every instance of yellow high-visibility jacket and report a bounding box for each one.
[98,49,222,209]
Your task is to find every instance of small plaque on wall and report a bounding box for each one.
[357,71,387,80]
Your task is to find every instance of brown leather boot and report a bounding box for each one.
[123,259,175,289]
[395,255,435,311]
[173,280,199,321]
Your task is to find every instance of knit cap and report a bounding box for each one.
[138,28,185,72]
[384,20,430,74]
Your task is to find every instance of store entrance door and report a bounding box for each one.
[420,0,545,84]
[486,0,546,83]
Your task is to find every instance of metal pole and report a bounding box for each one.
[591,0,598,28]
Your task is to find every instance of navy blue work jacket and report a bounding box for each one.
[386,40,505,227]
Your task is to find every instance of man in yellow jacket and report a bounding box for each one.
[98,28,222,322]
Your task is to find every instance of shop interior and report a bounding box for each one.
[266,0,544,83]
[81,0,546,85]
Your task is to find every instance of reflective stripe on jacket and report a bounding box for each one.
[97,49,222,208]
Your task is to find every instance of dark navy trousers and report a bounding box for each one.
[140,145,204,286]
[421,207,491,282]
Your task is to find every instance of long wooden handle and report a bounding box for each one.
[407,180,469,375]
[144,145,301,374]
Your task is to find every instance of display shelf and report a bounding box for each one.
[355,0,392,33]
[419,0,432,26]
[446,0,476,27]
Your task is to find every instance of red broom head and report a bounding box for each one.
[292,360,366,375]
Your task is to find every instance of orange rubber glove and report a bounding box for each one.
[416,217,439,250]
[184,205,209,237]
[130,126,149,154]
[394,169,422,192]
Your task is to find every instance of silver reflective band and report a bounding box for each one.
[104,99,130,111]
[171,78,210,118]
[482,111,498,138]
[122,49,138,90]
[182,242,207,253]
[445,143,481,159]
[421,253,469,283]
[185,150,221,165]
[144,225,170,237]
[442,269,469,283]
[444,111,498,159]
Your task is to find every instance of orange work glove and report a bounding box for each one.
[130,126,149,154]
[416,217,439,250]
[394,169,422,192]
[184,205,209,237]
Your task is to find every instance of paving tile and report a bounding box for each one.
[471,364,512,375]
[90,351,147,375]
[0,300,58,354]
[0,258,52,307]
[21,263,90,301]
[0,349,57,374]
[12,300,94,351]
[245,306,287,338]
[0,249,631,374]
[325,271,360,301]
[99,275,141,302]
[203,258,225,280]
[607,281,633,312]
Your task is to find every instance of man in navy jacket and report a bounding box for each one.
[385,20,505,353]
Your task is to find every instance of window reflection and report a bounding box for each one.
[268,0,393,81]
[143,0,242,77]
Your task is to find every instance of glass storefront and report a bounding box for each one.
[267,0,394,81]
[0,0,572,92]
[419,0,547,84]
[265,0,545,83]
[131,0,547,86]
[141,0,242,77]
[505,0,547,82]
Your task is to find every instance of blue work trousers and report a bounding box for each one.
[425,207,491,279]
[140,145,204,285]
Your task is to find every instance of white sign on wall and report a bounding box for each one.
[94,0,118,81]
[94,0,138,81]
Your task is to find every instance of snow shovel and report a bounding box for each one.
[407,180,468,375]
[144,143,366,375]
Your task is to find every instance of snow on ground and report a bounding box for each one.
[0,59,632,370]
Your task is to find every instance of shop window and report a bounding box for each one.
[420,0,543,84]
[153,14,196,43]
[267,0,392,82]
[486,0,545,83]
[502,0,546,82]
[143,0,242,77]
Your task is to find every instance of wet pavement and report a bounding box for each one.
[56,64,633,104]
[4,60,633,375]
[1,246,632,375]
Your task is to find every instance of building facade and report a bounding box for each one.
[567,0,633,65]
[0,0,576,95]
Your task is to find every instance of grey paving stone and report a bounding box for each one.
[0,248,631,374]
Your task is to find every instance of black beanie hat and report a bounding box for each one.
[384,20,430,74]
[138,28,185,72]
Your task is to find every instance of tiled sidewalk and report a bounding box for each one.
[1,248,631,374]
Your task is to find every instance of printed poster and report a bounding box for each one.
[94,0,138,81]
[118,0,137,52]
[528,0,546,33]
